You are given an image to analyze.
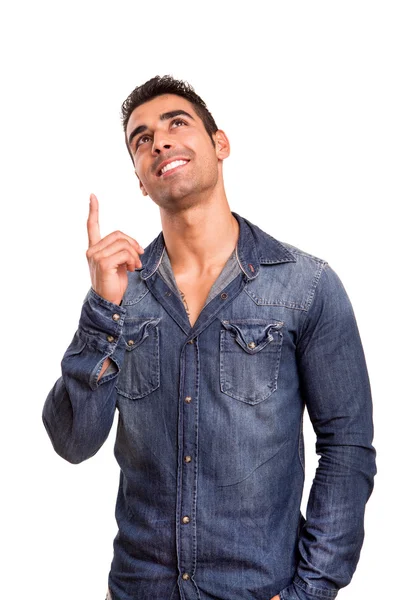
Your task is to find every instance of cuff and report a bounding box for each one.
[79,288,127,354]
[280,578,338,600]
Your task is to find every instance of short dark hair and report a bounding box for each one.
[121,75,218,147]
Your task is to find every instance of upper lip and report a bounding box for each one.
[155,156,190,177]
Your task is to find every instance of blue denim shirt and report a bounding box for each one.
[43,212,376,600]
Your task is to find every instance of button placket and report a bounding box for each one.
[172,276,247,596]
[176,337,199,593]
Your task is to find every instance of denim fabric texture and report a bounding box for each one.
[43,212,376,600]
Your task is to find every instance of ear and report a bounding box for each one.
[214,130,230,160]
[135,171,149,196]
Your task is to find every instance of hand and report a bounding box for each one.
[86,193,144,306]
[270,596,280,600]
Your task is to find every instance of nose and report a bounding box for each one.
[152,130,173,155]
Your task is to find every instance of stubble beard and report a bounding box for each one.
[149,164,218,213]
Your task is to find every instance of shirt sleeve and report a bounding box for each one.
[42,288,127,464]
[281,263,376,600]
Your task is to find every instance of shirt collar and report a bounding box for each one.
[138,211,296,281]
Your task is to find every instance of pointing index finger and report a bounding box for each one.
[87,193,101,247]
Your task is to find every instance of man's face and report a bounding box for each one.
[125,94,228,209]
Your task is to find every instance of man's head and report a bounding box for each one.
[121,75,230,211]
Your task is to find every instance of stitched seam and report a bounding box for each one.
[244,288,308,311]
[297,262,327,345]
[235,244,252,278]
[304,260,326,311]
[294,576,338,598]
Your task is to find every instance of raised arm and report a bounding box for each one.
[42,194,144,463]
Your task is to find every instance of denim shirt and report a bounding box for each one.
[43,212,376,600]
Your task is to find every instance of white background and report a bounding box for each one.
[1,1,398,598]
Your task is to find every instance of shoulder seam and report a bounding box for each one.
[297,262,329,344]
[304,260,328,311]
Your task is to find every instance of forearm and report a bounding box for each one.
[42,288,126,464]
[99,357,112,378]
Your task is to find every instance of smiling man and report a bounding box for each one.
[43,75,376,600]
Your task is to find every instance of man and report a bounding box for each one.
[43,75,376,600]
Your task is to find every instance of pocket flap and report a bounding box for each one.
[221,319,283,354]
[122,317,161,351]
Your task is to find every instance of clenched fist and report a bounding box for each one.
[86,194,144,306]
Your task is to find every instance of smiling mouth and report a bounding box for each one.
[158,159,190,177]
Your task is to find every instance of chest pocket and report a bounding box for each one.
[220,319,284,405]
[116,317,161,400]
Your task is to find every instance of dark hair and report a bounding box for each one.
[121,75,218,147]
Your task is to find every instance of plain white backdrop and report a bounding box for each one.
[1,1,398,598]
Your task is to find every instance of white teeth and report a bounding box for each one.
[160,160,188,175]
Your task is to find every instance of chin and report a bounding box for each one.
[150,185,200,209]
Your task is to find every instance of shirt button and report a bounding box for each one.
[182,516,190,524]
[107,335,115,343]
[184,396,192,403]
[184,455,192,463]
[182,573,190,581]
[220,292,228,299]
[247,341,256,349]
[127,339,135,346]
[112,313,120,321]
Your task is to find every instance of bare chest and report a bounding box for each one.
[175,275,218,328]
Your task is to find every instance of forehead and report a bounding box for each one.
[126,94,196,136]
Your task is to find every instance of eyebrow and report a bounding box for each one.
[127,109,195,146]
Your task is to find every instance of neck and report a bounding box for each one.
[159,193,239,278]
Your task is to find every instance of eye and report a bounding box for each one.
[136,134,152,149]
[171,118,187,128]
